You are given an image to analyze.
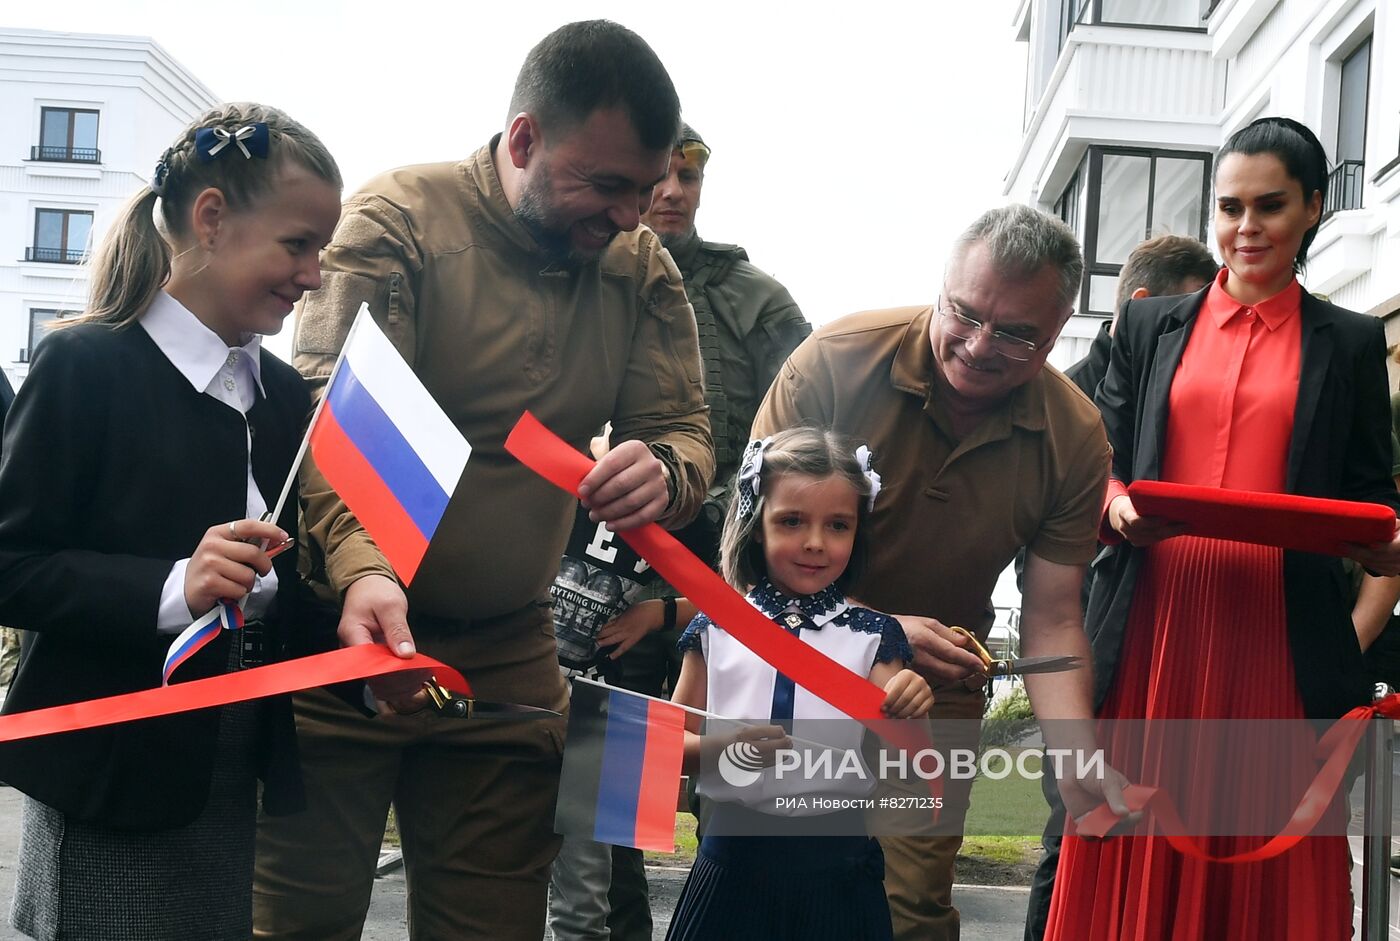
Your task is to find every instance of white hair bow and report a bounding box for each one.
[735,436,774,519]
[855,445,882,511]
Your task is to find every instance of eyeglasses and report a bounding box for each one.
[936,297,1040,362]
[678,140,711,167]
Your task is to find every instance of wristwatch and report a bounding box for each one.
[662,597,678,632]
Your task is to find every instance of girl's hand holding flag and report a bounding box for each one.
[183,518,288,615]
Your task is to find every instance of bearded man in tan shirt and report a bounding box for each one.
[252,21,713,941]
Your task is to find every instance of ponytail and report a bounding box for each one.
[62,101,341,331]
[76,187,171,330]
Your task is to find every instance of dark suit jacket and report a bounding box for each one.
[1087,286,1400,719]
[0,323,311,829]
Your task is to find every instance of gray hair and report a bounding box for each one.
[948,205,1084,314]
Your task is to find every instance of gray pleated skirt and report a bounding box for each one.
[9,663,260,941]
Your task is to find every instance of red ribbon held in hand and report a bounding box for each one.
[1075,694,1400,862]
[505,411,935,764]
[0,646,469,744]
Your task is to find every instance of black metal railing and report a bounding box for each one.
[24,246,85,264]
[1323,160,1365,220]
[28,145,101,163]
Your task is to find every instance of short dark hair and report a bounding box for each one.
[508,20,680,151]
[1114,235,1219,310]
[1216,116,1329,272]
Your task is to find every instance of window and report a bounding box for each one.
[27,309,77,359]
[1053,0,1210,81]
[1097,0,1212,28]
[32,107,100,163]
[1325,36,1370,220]
[1055,167,1084,237]
[1055,146,1211,316]
[28,209,93,264]
[1059,0,1210,35]
[1058,0,1086,54]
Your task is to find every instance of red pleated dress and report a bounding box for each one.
[1045,272,1353,941]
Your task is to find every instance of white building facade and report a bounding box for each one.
[1006,0,1400,374]
[0,29,217,388]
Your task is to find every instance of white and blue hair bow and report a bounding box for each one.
[735,436,774,519]
[196,123,270,163]
[855,445,882,511]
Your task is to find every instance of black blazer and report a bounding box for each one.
[1087,286,1400,719]
[0,322,311,829]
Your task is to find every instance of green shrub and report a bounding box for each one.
[980,686,1036,750]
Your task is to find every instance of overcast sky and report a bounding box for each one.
[12,2,1031,610]
[13,1,1029,340]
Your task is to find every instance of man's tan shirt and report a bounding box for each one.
[752,305,1107,638]
[294,141,713,621]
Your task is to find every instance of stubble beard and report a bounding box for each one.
[514,172,614,269]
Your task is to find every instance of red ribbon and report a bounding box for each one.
[1075,694,1400,862]
[0,646,468,743]
[505,411,936,764]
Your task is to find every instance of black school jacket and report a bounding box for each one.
[0,322,311,829]
[1087,286,1400,720]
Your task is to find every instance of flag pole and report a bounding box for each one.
[572,674,725,723]
[268,303,369,524]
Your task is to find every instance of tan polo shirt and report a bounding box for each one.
[752,305,1107,639]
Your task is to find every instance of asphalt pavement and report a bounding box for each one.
[6,784,1392,940]
[0,786,1034,939]
[13,784,1400,941]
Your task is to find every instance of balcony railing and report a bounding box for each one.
[28,145,101,164]
[24,247,86,264]
[1323,160,1365,221]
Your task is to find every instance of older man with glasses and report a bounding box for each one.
[752,204,1129,941]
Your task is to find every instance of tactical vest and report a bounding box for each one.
[683,243,744,476]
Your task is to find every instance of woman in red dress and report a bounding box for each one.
[1045,117,1400,940]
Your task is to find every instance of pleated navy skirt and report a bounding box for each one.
[665,818,892,941]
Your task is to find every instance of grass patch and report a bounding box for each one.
[964,748,1050,838]
[961,834,1039,865]
[956,747,1047,886]
[644,813,698,867]
[955,834,1040,886]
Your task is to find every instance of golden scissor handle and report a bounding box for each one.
[947,625,994,673]
[423,677,473,718]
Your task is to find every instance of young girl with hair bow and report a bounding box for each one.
[0,103,341,940]
[665,427,931,941]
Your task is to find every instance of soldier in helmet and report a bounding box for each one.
[646,125,810,484]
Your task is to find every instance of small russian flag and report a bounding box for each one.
[307,304,471,584]
[161,600,242,685]
[556,680,686,852]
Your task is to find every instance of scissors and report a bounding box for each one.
[947,626,1084,678]
[421,678,562,720]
